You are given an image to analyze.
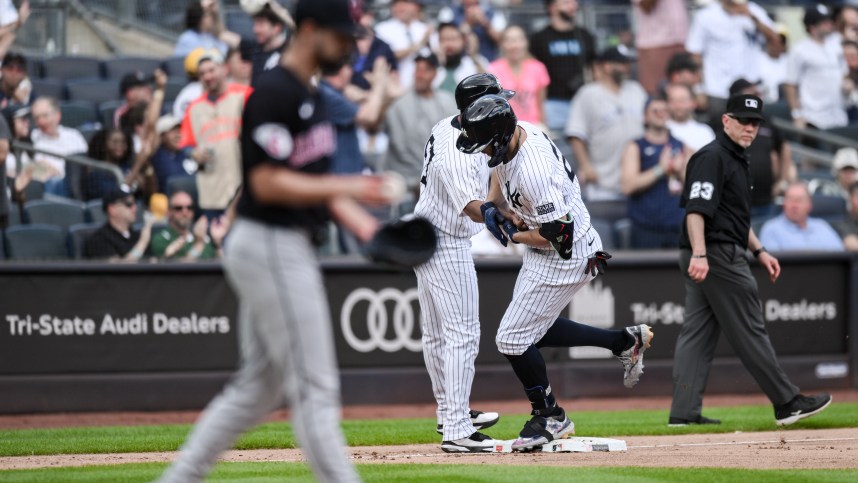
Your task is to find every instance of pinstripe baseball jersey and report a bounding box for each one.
[414,116,491,239]
[494,121,592,244]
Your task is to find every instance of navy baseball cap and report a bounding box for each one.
[102,185,135,212]
[725,94,765,121]
[295,0,360,36]
[804,4,832,28]
[596,45,633,63]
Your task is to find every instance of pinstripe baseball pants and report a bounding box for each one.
[159,219,359,483]
[497,229,603,356]
[414,234,481,441]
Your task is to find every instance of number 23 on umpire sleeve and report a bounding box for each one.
[689,181,714,200]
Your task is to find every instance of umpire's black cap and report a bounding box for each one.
[725,94,765,121]
[450,73,515,128]
[295,0,360,36]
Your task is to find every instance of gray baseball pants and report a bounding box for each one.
[670,243,799,420]
[159,219,359,483]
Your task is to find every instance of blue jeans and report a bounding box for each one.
[44,177,68,197]
[544,98,571,134]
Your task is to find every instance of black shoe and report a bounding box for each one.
[436,409,500,434]
[668,415,722,427]
[440,431,500,453]
[774,393,832,426]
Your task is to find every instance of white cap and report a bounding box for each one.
[832,147,858,174]
[156,114,182,135]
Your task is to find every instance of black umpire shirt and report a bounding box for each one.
[679,132,752,250]
[237,65,334,235]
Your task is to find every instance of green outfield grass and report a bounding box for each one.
[1,462,857,483]
[1,402,856,457]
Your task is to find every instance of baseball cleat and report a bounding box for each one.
[615,324,653,388]
[436,409,500,434]
[511,408,575,451]
[774,393,832,426]
[441,431,501,453]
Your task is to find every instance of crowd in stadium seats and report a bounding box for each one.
[1,0,858,262]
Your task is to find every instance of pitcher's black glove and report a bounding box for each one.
[539,218,574,259]
[480,202,508,247]
[585,251,612,276]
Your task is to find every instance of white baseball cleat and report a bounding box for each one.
[441,431,502,453]
[616,324,653,388]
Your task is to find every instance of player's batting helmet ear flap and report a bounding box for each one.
[456,95,517,167]
[454,73,516,111]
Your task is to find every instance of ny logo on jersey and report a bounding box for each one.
[506,180,523,209]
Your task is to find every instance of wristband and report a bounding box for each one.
[652,165,665,179]
[130,248,143,259]
[753,247,767,258]
[691,254,706,259]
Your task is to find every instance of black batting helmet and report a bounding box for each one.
[455,73,515,111]
[456,95,518,168]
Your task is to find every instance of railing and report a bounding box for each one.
[11,140,125,186]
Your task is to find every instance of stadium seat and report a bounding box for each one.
[590,217,615,250]
[98,99,124,127]
[31,78,66,100]
[164,79,187,102]
[66,79,120,105]
[78,125,101,143]
[3,224,68,260]
[85,199,107,224]
[20,180,45,202]
[162,57,188,78]
[763,101,790,122]
[24,198,87,231]
[59,101,99,129]
[42,56,103,80]
[826,126,858,142]
[25,55,44,79]
[810,194,848,222]
[103,57,163,79]
[614,218,632,250]
[587,200,627,223]
[67,222,101,259]
[6,204,20,226]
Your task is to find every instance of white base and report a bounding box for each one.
[491,437,627,453]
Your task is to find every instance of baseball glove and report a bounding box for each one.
[365,217,437,267]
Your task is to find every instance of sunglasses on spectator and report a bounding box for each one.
[171,205,194,212]
[727,114,761,127]
[119,198,136,208]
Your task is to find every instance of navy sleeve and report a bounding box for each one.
[318,83,358,127]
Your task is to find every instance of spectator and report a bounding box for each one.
[384,52,456,196]
[3,104,29,178]
[436,22,486,95]
[843,40,858,123]
[729,78,794,221]
[831,3,858,45]
[0,0,29,60]
[785,4,848,131]
[0,110,10,227]
[223,1,292,84]
[632,0,689,96]
[0,52,33,110]
[174,0,228,58]
[148,114,195,193]
[686,0,779,127]
[529,0,595,134]
[757,25,788,103]
[832,147,858,197]
[114,71,154,128]
[375,0,431,90]
[84,128,134,201]
[620,97,690,248]
[759,182,844,251]
[665,83,714,152]
[173,47,207,120]
[225,46,252,86]
[150,190,227,260]
[179,49,251,219]
[440,0,507,62]
[352,12,399,91]
[488,26,549,127]
[566,46,647,201]
[662,52,707,115]
[836,181,858,250]
[320,57,392,174]
[84,186,154,261]
[29,97,88,196]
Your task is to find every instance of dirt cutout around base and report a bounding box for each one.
[1,428,857,471]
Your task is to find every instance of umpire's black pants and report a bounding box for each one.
[670,243,799,419]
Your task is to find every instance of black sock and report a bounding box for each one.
[504,345,557,412]
[535,317,632,354]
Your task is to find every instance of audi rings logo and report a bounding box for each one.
[340,288,423,353]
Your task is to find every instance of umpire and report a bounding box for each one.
[670,93,831,427]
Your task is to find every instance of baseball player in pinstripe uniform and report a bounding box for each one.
[413,74,514,453]
[457,95,654,451]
